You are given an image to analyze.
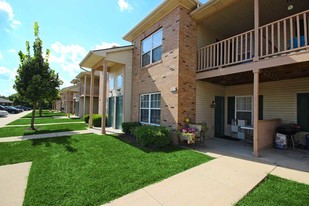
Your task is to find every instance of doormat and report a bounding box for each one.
[217,135,240,141]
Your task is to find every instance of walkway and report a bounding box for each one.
[0,162,32,206]
[4,121,84,127]
[104,155,309,206]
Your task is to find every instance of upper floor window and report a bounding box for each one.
[141,29,162,67]
[109,75,114,90]
[117,75,123,89]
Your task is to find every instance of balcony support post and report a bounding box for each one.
[89,69,95,128]
[83,74,87,117]
[101,60,108,134]
[254,0,259,62]
[252,69,260,157]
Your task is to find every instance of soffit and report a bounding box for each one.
[123,0,199,42]
[194,0,309,40]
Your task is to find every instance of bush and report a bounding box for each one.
[83,115,90,123]
[134,125,171,148]
[122,122,141,135]
[93,114,102,127]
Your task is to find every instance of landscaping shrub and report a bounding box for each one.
[93,114,102,127]
[122,122,141,135]
[134,125,171,148]
[83,115,90,123]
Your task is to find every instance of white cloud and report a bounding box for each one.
[118,0,133,12]
[8,49,16,53]
[93,42,120,50]
[0,66,16,81]
[0,0,21,30]
[49,41,87,77]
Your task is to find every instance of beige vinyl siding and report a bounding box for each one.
[196,77,309,137]
[197,24,225,49]
[196,80,224,137]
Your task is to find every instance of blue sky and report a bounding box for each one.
[0,0,207,97]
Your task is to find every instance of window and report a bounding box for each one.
[235,96,253,125]
[109,75,114,91]
[141,29,162,67]
[116,75,123,89]
[140,93,161,125]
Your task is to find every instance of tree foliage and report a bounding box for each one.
[14,22,62,129]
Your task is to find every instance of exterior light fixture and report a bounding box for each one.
[210,101,216,108]
[288,4,294,10]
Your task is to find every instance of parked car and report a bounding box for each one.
[0,105,6,111]
[3,106,22,114]
[15,105,31,111]
[0,110,9,117]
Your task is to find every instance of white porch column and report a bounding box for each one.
[65,92,68,116]
[254,0,259,62]
[72,94,75,116]
[67,91,71,118]
[83,74,87,117]
[253,69,260,157]
[101,61,108,134]
[89,70,95,128]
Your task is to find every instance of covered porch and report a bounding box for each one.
[60,85,79,118]
[195,61,309,157]
[79,46,133,134]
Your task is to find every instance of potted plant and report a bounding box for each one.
[180,127,196,144]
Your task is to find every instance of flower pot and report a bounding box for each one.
[180,133,196,144]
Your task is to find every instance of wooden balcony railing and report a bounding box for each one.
[80,87,99,96]
[197,9,309,72]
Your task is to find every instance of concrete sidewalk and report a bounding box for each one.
[104,156,277,206]
[0,130,93,143]
[0,111,32,127]
[4,121,84,127]
[0,162,32,206]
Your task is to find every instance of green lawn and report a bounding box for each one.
[236,175,309,206]
[0,134,212,206]
[8,117,83,125]
[0,123,87,138]
[22,110,66,118]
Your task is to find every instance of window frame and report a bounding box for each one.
[139,92,161,125]
[235,96,253,125]
[141,28,163,68]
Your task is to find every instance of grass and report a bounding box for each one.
[0,123,87,138]
[8,117,83,125]
[22,110,66,118]
[236,175,309,206]
[0,134,212,206]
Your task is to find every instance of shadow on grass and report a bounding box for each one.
[112,134,188,154]
[24,128,77,136]
[30,135,78,153]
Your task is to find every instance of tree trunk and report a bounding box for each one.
[39,99,43,117]
[31,101,36,130]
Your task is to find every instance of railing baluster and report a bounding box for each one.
[250,31,253,59]
[271,23,274,54]
[296,15,301,48]
[232,38,235,63]
[227,39,230,64]
[216,43,219,66]
[266,26,269,56]
[206,47,209,69]
[260,28,263,57]
[290,17,294,49]
[224,40,227,65]
[304,13,308,46]
[277,21,281,52]
[220,42,223,66]
[284,19,287,51]
[245,33,248,60]
[240,35,243,61]
[235,36,239,62]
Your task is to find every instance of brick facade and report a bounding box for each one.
[131,5,197,142]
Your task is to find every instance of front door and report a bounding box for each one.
[116,96,123,129]
[297,93,309,132]
[215,96,225,137]
[108,97,114,127]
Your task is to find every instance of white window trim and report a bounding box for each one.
[235,96,253,125]
[141,29,162,67]
[140,92,161,126]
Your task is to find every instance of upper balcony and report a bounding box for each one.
[194,0,309,75]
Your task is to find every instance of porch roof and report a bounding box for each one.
[60,85,79,93]
[79,45,133,70]
[202,61,309,86]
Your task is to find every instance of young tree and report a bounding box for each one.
[14,22,61,129]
